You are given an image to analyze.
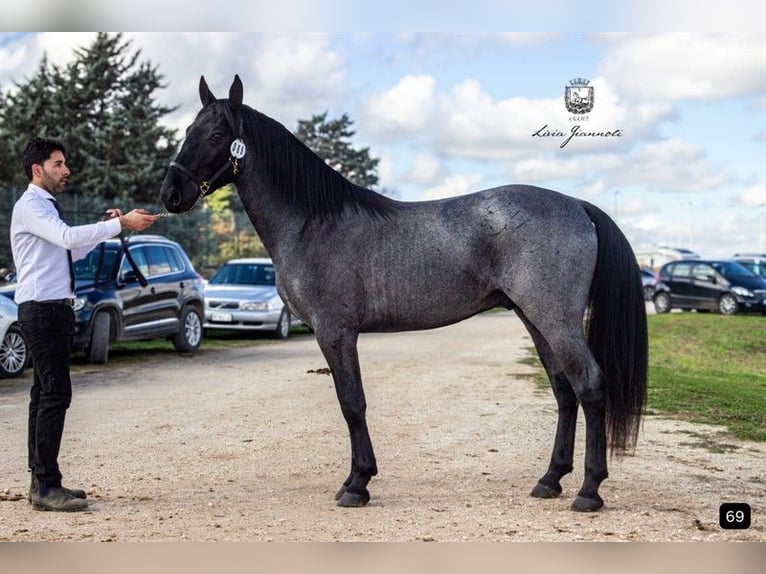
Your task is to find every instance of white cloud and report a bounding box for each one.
[0,32,97,87]
[125,33,347,132]
[423,173,484,200]
[359,74,675,162]
[599,34,766,101]
[510,154,623,184]
[247,35,346,115]
[625,139,726,191]
[507,137,729,202]
[377,155,396,187]
[631,213,664,233]
[407,153,444,184]
[357,75,435,139]
[737,183,766,207]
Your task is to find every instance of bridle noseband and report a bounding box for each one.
[169,102,246,200]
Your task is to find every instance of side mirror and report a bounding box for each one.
[121,270,140,284]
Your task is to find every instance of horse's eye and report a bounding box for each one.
[211,133,224,142]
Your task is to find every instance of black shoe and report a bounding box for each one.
[30,487,88,512]
[29,475,87,503]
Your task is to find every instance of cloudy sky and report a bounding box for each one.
[1,31,764,259]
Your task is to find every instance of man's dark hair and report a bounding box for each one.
[21,136,67,180]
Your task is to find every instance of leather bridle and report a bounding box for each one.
[168,102,246,199]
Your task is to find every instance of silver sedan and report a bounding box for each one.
[0,294,28,378]
[203,258,300,338]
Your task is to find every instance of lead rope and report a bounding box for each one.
[152,187,206,218]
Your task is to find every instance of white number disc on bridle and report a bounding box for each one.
[230,139,246,159]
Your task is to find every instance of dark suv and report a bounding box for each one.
[653,259,766,315]
[70,234,205,363]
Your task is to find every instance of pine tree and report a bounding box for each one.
[0,33,178,208]
[294,112,380,189]
[0,33,212,268]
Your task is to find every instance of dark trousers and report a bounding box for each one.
[18,301,75,488]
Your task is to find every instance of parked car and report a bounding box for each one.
[0,294,28,378]
[0,234,205,363]
[640,268,658,301]
[653,259,766,315]
[204,258,301,338]
[732,253,766,279]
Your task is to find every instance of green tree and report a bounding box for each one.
[0,33,215,270]
[294,112,380,189]
[1,34,178,206]
[203,185,266,270]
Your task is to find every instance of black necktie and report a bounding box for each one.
[48,198,75,293]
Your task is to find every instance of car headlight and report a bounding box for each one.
[240,297,282,312]
[731,286,754,298]
[73,296,87,312]
[239,301,269,311]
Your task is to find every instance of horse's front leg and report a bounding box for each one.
[315,328,377,507]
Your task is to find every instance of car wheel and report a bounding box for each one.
[719,293,738,315]
[0,324,28,378]
[172,306,203,353]
[87,312,111,364]
[653,291,672,314]
[274,308,291,339]
[643,285,655,301]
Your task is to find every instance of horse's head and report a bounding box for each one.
[160,75,245,213]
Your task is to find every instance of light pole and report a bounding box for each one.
[680,201,694,250]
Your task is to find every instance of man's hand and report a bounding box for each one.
[116,208,160,231]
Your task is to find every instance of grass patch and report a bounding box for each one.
[519,313,766,442]
[517,352,549,391]
[647,313,765,442]
[72,325,315,367]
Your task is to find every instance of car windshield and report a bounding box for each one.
[73,246,118,282]
[710,261,757,279]
[208,263,276,286]
[739,261,766,278]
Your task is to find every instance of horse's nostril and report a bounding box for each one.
[160,186,181,211]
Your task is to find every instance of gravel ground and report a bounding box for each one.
[0,310,763,542]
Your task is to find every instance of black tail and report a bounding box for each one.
[581,201,648,454]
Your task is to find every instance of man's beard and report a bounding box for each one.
[41,169,67,193]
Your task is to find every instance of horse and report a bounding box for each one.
[160,75,647,512]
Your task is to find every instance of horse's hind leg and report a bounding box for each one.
[547,332,608,512]
[516,309,608,511]
[516,312,578,500]
[314,327,378,507]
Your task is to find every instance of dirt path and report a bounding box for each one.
[0,311,763,541]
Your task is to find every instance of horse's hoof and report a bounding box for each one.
[530,481,562,499]
[571,494,603,512]
[336,489,370,507]
[334,486,347,501]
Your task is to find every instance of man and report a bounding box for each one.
[10,136,159,512]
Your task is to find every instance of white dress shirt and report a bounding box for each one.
[10,184,122,304]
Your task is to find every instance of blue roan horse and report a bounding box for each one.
[161,75,648,512]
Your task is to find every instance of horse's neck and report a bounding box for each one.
[236,178,304,259]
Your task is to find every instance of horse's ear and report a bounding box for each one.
[229,75,243,110]
[199,76,216,107]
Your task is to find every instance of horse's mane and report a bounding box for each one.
[241,105,396,221]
